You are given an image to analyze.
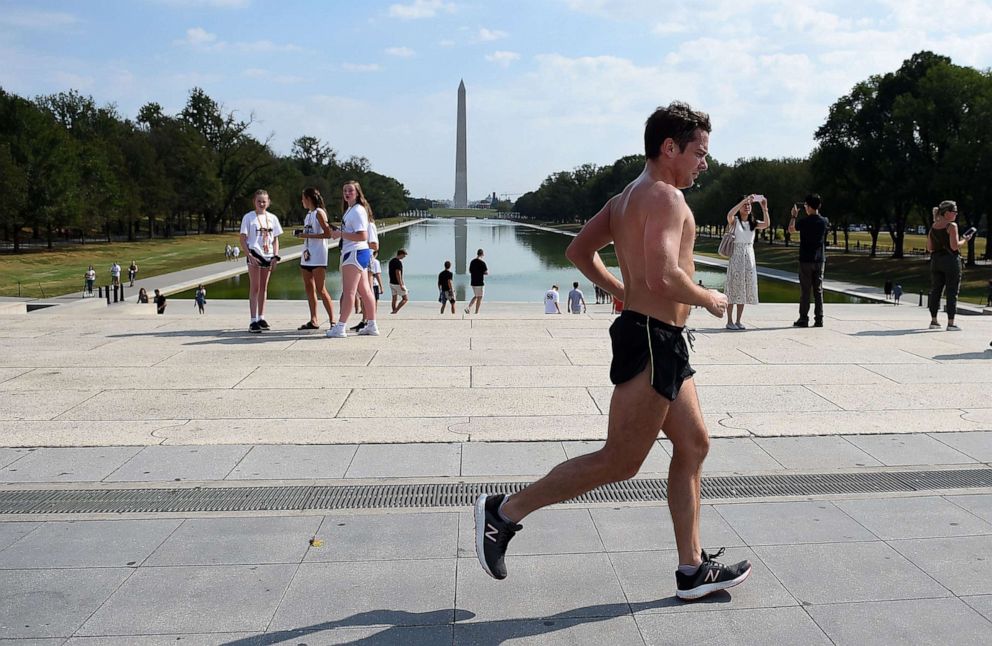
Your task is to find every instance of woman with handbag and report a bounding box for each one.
[723,195,769,330]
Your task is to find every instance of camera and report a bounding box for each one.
[794,202,805,211]
[293,228,304,237]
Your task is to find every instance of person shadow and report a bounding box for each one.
[217,595,734,645]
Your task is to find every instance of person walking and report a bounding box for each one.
[927,200,974,331]
[465,248,488,314]
[296,187,335,331]
[438,260,456,314]
[110,261,122,287]
[84,266,96,296]
[723,195,769,330]
[893,283,903,305]
[239,189,283,333]
[326,181,378,338]
[154,289,167,315]
[389,249,409,314]
[884,278,893,301]
[474,102,748,601]
[788,194,829,327]
[128,261,138,287]
[544,284,561,314]
[567,281,586,314]
[194,284,207,314]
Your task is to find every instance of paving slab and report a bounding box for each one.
[457,508,604,557]
[0,519,181,569]
[835,496,992,539]
[811,382,992,411]
[755,436,882,469]
[0,349,177,368]
[962,594,992,622]
[808,596,992,646]
[339,387,599,418]
[0,447,142,483]
[930,431,992,461]
[722,409,987,437]
[845,434,977,466]
[0,421,170,446]
[460,441,569,476]
[237,366,470,389]
[308,512,458,562]
[695,363,888,386]
[562,440,671,473]
[0,368,31,385]
[0,448,28,468]
[371,349,571,367]
[157,417,468,445]
[63,635,262,646]
[0,390,101,421]
[344,443,462,478]
[947,494,992,524]
[454,615,644,645]
[0,366,255,391]
[635,607,831,646]
[77,564,295,635]
[472,365,611,388]
[0,522,40,551]
[56,388,352,421]
[0,568,131,638]
[866,363,992,384]
[588,505,743,552]
[715,500,877,545]
[146,516,321,565]
[268,560,456,630]
[755,541,949,604]
[157,348,377,367]
[889,535,992,596]
[703,438,785,473]
[226,444,358,479]
[104,445,251,482]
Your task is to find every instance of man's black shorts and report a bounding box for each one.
[609,310,695,401]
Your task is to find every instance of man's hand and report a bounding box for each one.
[704,289,728,318]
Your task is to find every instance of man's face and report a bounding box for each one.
[673,130,709,190]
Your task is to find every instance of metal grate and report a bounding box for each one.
[1,468,991,515]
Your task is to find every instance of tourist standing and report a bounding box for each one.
[137,287,148,304]
[567,282,586,314]
[893,283,903,305]
[474,102,748,601]
[326,181,378,338]
[110,261,122,287]
[296,187,335,331]
[927,200,974,331]
[370,250,383,304]
[438,260,456,314]
[128,261,138,287]
[154,289,167,315]
[239,189,283,333]
[351,213,381,333]
[194,285,207,314]
[544,284,561,314]
[724,195,769,330]
[884,278,893,301]
[389,249,409,314]
[788,194,829,328]
[84,266,96,296]
[465,248,488,314]
[985,279,991,307]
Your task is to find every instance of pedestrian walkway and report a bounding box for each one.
[1,300,991,643]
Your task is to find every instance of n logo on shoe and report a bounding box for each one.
[485,523,499,542]
[704,569,720,583]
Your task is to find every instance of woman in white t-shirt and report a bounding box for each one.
[327,181,378,338]
[239,189,283,333]
[296,187,335,331]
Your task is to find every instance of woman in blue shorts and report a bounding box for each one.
[327,181,378,338]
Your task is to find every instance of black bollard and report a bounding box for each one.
[113,284,119,303]
[105,287,111,305]
[918,292,923,307]
[98,285,103,298]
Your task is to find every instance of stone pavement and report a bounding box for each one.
[1,299,991,644]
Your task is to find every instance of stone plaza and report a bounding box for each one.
[1,292,991,644]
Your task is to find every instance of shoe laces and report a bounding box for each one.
[701,547,728,568]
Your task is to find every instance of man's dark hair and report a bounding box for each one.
[444,260,451,269]
[476,248,484,256]
[644,101,711,160]
[805,193,822,210]
[573,281,579,288]
[397,248,407,256]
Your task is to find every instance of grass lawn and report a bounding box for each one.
[0,216,413,298]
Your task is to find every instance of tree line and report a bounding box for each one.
[513,51,991,266]
[0,87,411,252]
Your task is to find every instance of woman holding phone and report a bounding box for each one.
[723,194,770,330]
[927,200,974,331]
[239,189,282,333]
[296,187,336,331]
[326,181,378,338]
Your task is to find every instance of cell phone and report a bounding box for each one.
[964,227,977,238]
[795,202,804,211]
[751,194,764,202]
[293,229,303,237]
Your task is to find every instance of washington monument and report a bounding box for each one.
[453,79,468,208]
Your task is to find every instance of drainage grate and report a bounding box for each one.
[1,468,990,515]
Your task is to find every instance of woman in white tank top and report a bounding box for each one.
[295,187,335,330]
[326,181,379,338]
[723,195,770,330]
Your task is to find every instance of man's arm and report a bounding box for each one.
[788,205,799,234]
[565,195,624,300]
[643,188,721,310]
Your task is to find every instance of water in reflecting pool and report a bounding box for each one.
[177,219,864,304]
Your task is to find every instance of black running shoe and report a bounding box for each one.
[813,318,824,328]
[350,321,367,332]
[257,319,270,330]
[249,322,262,333]
[474,493,522,580]
[675,548,752,600]
[792,319,809,328]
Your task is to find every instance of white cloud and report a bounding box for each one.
[438,38,456,47]
[154,0,250,7]
[385,46,416,57]
[241,68,303,84]
[485,51,520,67]
[173,27,301,52]
[177,26,218,46]
[342,62,381,72]
[388,0,456,19]
[477,27,507,42]
[652,22,687,35]
[0,9,78,29]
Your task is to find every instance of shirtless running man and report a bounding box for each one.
[475,101,751,601]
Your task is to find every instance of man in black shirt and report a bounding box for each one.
[788,193,830,327]
[153,289,167,315]
[388,249,409,314]
[465,248,488,314]
[438,260,455,314]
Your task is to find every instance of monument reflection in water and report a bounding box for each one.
[178,218,863,304]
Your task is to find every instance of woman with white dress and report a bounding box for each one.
[724,195,769,330]
[326,181,378,338]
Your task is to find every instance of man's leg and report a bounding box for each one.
[812,262,825,321]
[798,263,812,321]
[659,378,709,567]
[500,367,668,522]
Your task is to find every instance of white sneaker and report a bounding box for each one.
[928,322,941,330]
[326,323,347,338]
[736,323,746,330]
[725,322,738,330]
[357,321,379,336]
[947,324,961,331]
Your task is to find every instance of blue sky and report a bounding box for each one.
[2,0,991,201]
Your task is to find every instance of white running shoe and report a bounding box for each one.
[357,321,379,336]
[947,324,961,331]
[736,323,746,330]
[326,323,347,338]
[725,322,739,330]
[928,322,941,330]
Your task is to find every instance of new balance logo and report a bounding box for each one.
[485,523,499,542]
[703,568,720,583]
